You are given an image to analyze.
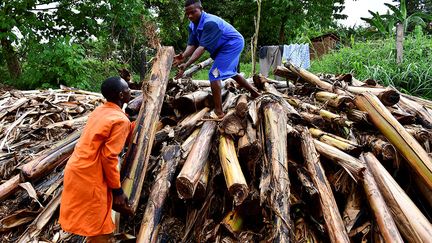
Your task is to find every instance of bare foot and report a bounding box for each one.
[215,111,225,119]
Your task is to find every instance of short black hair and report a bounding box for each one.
[101,76,127,102]
[185,0,202,7]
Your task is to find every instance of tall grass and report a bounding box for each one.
[310,28,432,99]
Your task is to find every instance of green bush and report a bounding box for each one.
[310,28,432,99]
[13,37,121,92]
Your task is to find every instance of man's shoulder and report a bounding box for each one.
[203,13,223,24]
[91,105,129,124]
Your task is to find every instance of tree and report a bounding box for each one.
[361,10,396,37]
[145,0,189,50]
[392,0,432,15]
[0,0,150,80]
[152,0,346,50]
[386,0,431,32]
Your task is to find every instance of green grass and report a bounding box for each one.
[310,29,432,99]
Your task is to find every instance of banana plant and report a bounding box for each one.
[361,0,431,36]
[361,10,396,37]
[384,0,431,32]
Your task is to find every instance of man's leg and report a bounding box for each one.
[210,80,224,118]
[232,74,260,98]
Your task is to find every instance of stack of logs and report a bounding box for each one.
[1,48,432,242]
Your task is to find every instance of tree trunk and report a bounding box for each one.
[313,139,365,182]
[396,22,404,65]
[0,36,21,79]
[287,97,353,128]
[278,65,400,106]
[298,126,350,243]
[387,106,416,124]
[278,15,288,43]
[137,145,180,243]
[252,0,261,75]
[140,49,147,81]
[238,120,262,178]
[121,46,174,213]
[194,161,210,199]
[315,91,354,109]
[361,157,403,243]
[218,135,249,206]
[261,100,291,242]
[21,131,80,180]
[218,109,246,137]
[355,92,432,191]
[362,152,432,242]
[176,121,217,199]
[180,128,201,160]
[175,107,210,141]
[174,90,212,114]
[309,128,361,155]
[404,124,430,144]
[399,96,432,129]
[125,95,143,116]
[357,134,396,161]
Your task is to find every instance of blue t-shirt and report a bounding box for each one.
[187,12,243,58]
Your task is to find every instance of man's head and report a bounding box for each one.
[185,0,203,24]
[101,77,131,107]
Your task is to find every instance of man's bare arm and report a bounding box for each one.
[183,46,205,68]
[182,45,198,59]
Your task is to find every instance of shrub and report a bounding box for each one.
[13,37,122,91]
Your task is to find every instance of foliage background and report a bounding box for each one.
[0,0,431,98]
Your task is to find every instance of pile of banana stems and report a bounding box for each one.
[1,60,432,243]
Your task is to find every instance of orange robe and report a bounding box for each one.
[59,102,131,236]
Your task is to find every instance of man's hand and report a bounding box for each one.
[175,63,187,79]
[173,53,185,66]
[112,192,133,216]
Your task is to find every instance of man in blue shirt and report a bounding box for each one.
[175,0,260,119]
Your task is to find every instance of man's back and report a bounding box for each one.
[60,102,130,236]
[188,12,243,58]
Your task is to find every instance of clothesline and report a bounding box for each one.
[259,44,310,78]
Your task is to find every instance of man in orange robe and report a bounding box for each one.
[60,77,133,242]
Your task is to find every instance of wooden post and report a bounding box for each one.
[396,22,404,64]
[121,46,174,213]
[251,0,261,75]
